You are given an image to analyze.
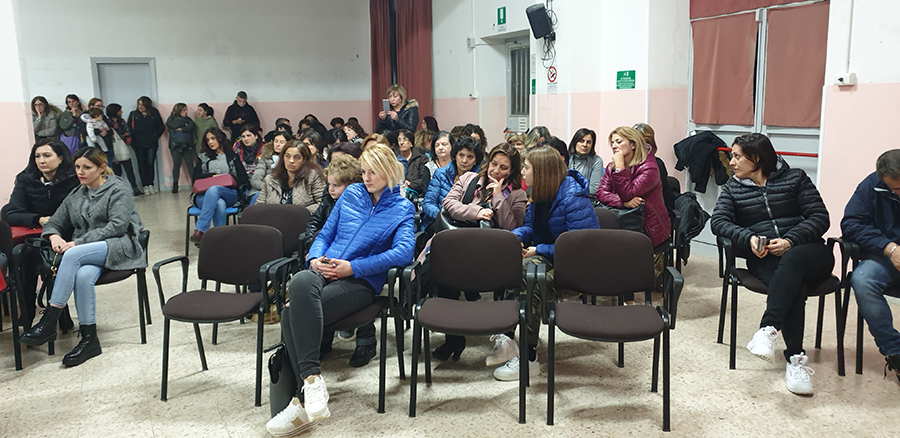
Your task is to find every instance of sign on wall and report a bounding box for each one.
[497,6,507,32]
[617,70,636,89]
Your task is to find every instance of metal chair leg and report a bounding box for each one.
[378,312,388,413]
[161,318,170,400]
[717,277,729,344]
[409,319,421,417]
[856,310,864,374]
[212,323,218,345]
[815,295,825,349]
[255,310,263,407]
[137,273,147,345]
[729,280,738,370]
[835,288,846,376]
[651,335,660,392]
[423,328,432,385]
[394,312,406,380]
[194,323,208,370]
[663,325,671,432]
[547,311,555,426]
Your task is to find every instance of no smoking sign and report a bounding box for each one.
[547,66,557,83]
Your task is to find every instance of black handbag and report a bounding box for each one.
[267,342,298,418]
[434,176,492,233]
[596,203,646,234]
[24,237,75,332]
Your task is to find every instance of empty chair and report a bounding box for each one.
[240,204,311,257]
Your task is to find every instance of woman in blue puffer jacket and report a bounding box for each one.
[421,135,483,229]
[267,144,414,436]
[491,146,600,382]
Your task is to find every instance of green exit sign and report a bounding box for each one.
[498,7,506,25]
[616,70,636,89]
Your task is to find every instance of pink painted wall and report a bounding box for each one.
[818,83,900,238]
[1,102,36,204]
[534,94,568,143]
[432,97,478,133]
[479,96,507,147]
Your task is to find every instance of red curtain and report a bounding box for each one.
[762,2,829,128]
[396,0,432,124]
[370,0,392,132]
[690,0,795,19]
[691,12,757,126]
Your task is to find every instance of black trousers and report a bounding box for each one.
[133,147,158,186]
[747,242,834,362]
[111,159,139,190]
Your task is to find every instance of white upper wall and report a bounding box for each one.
[15,0,371,105]
[826,0,900,84]
[648,0,690,89]
[0,0,26,102]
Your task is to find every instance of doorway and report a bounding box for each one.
[91,58,160,190]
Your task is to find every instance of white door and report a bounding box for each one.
[92,58,160,189]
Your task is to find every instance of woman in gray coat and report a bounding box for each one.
[567,128,604,200]
[19,147,146,367]
[31,96,60,141]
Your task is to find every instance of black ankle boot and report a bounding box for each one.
[63,324,102,367]
[19,306,62,347]
[432,335,466,361]
[349,343,377,367]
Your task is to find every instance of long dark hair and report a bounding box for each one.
[271,142,322,189]
[201,127,231,159]
[65,94,84,112]
[568,128,597,157]
[25,138,74,180]
[477,143,522,200]
[106,103,123,119]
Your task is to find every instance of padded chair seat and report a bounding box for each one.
[733,269,840,296]
[555,302,665,342]
[96,269,134,285]
[418,298,519,335]
[163,290,264,322]
[325,297,389,331]
[188,206,240,216]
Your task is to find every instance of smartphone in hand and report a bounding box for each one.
[755,236,768,252]
[382,99,391,114]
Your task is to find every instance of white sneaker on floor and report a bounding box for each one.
[785,354,814,395]
[142,186,150,195]
[266,397,318,436]
[486,334,518,367]
[493,355,539,381]
[747,326,778,362]
[149,185,157,194]
[302,375,331,421]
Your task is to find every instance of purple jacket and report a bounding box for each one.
[596,151,671,247]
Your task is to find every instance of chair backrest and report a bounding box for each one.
[240,204,311,256]
[0,221,12,259]
[555,229,655,297]
[429,228,522,293]
[594,207,620,229]
[667,176,681,194]
[197,224,284,286]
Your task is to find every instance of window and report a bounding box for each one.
[507,42,530,133]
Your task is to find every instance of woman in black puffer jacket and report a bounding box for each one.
[711,133,831,396]
[2,139,79,326]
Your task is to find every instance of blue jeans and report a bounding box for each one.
[48,241,108,325]
[193,185,239,232]
[851,257,900,357]
[248,191,260,206]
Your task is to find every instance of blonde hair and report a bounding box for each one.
[608,126,648,168]
[359,144,404,188]
[386,84,407,103]
[506,133,526,145]
[361,133,390,150]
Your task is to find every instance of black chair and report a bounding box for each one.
[666,176,684,271]
[409,228,528,423]
[717,236,845,375]
[153,224,286,406]
[240,204,311,257]
[94,230,153,344]
[546,229,682,430]
[594,207,620,229]
[831,237,899,375]
[0,221,25,370]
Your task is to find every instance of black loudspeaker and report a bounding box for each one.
[526,4,553,39]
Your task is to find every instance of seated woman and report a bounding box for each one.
[250,132,291,204]
[375,83,419,134]
[299,128,329,169]
[429,143,528,361]
[18,147,145,367]
[423,131,453,185]
[234,124,263,176]
[567,128,604,200]
[388,129,428,197]
[256,139,326,214]
[360,133,389,151]
[633,123,676,213]
[711,133,831,396]
[328,142,363,161]
[2,139,79,327]
[266,144,414,436]
[494,146,599,381]
[461,123,488,153]
[189,127,250,244]
[421,136,483,229]
[506,133,526,153]
[342,119,367,144]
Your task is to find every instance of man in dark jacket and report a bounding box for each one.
[841,149,900,381]
[223,91,261,141]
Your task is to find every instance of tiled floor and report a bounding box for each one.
[2,190,900,437]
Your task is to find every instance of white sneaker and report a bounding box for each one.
[266,397,318,436]
[747,326,778,362]
[486,334,518,367]
[785,354,814,395]
[149,185,157,194]
[302,375,331,422]
[142,186,150,195]
[493,355,540,381]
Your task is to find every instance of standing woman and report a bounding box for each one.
[194,103,219,155]
[18,147,145,367]
[711,133,831,395]
[106,104,142,196]
[58,94,85,154]
[493,146,599,381]
[421,136,483,228]
[375,84,419,134]
[127,96,165,195]
[256,138,326,214]
[265,144,414,436]
[189,127,250,244]
[166,103,196,193]
[233,124,263,177]
[32,96,60,141]
[1,139,79,326]
[567,128,604,200]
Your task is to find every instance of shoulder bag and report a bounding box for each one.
[192,174,237,195]
[595,203,646,234]
[434,176,493,233]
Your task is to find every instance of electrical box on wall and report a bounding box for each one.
[834,72,857,86]
[467,36,477,49]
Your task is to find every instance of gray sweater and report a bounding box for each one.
[569,153,605,199]
[42,175,146,271]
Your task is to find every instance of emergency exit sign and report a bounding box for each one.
[616,70,636,89]
[498,7,506,25]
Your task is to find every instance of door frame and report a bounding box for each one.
[90,57,159,105]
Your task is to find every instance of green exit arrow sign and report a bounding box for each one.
[498,7,507,25]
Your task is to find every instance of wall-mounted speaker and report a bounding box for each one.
[526,4,553,39]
